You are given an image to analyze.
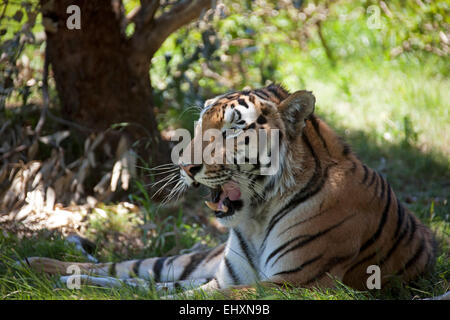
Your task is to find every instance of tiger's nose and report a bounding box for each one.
[181,164,202,178]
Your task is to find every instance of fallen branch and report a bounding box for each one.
[0,144,28,160]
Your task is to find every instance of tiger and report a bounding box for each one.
[23,84,438,297]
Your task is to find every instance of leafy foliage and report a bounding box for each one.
[0,0,43,109]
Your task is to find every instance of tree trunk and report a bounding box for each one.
[39,0,191,167]
[39,0,211,198]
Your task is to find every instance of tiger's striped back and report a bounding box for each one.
[297,114,437,289]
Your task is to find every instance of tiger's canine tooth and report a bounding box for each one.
[204,201,228,213]
[205,201,217,211]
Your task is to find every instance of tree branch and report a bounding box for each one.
[129,0,160,30]
[131,0,212,57]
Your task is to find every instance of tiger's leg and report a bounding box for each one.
[174,266,349,299]
[22,244,225,289]
[167,245,352,299]
[171,276,288,299]
[58,274,212,292]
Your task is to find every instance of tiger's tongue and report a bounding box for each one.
[216,182,241,211]
[205,182,241,213]
[221,181,241,201]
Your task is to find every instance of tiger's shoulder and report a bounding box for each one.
[295,114,437,289]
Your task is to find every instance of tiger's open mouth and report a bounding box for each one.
[204,181,243,218]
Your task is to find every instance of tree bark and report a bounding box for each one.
[40,0,211,167]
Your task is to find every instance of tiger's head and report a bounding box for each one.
[179,84,315,227]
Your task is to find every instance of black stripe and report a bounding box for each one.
[403,238,425,272]
[261,159,333,253]
[224,257,239,284]
[342,143,351,156]
[166,255,179,266]
[405,214,417,245]
[379,224,409,267]
[359,183,392,253]
[233,229,256,271]
[367,170,377,187]
[267,86,283,100]
[237,98,249,108]
[347,252,377,273]
[403,211,411,238]
[173,282,182,290]
[393,199,405,239]
[361,165,369,184]
[213,277,221,289]
[229,108,235,122]
[309,115,330,156]
[265,160,334,250]
[205,245,225,263]
[303,255,353,285]
[378,173,386,199]
[234,109,242,121]
[132,259,143,277]
[257,89,270,97]
[257,115,267,124]
[303,272,326,285]
[254,90,269,99]
[179,250,211,280]
[274,254,323,276]
[246,122,256,130]
[108,263,116,277]
[153,257,167,282]
[225,92,238,99]
[427,236,438,270]
[264,235,308,267]
[278,206,329,235]
[372,172,379,195]
[268,214,356,267]
[261,106,270,116]
[260,133,324,251]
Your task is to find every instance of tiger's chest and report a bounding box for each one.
[217,200,322,286]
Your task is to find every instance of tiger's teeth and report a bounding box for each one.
[205,201,218,211]
[204,201,228,213]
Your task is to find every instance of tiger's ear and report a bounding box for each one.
[204,98,215,108]
[278,90,315,139]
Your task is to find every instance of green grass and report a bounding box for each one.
[0,227,447,300]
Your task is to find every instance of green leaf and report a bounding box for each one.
[13,10,23,22]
